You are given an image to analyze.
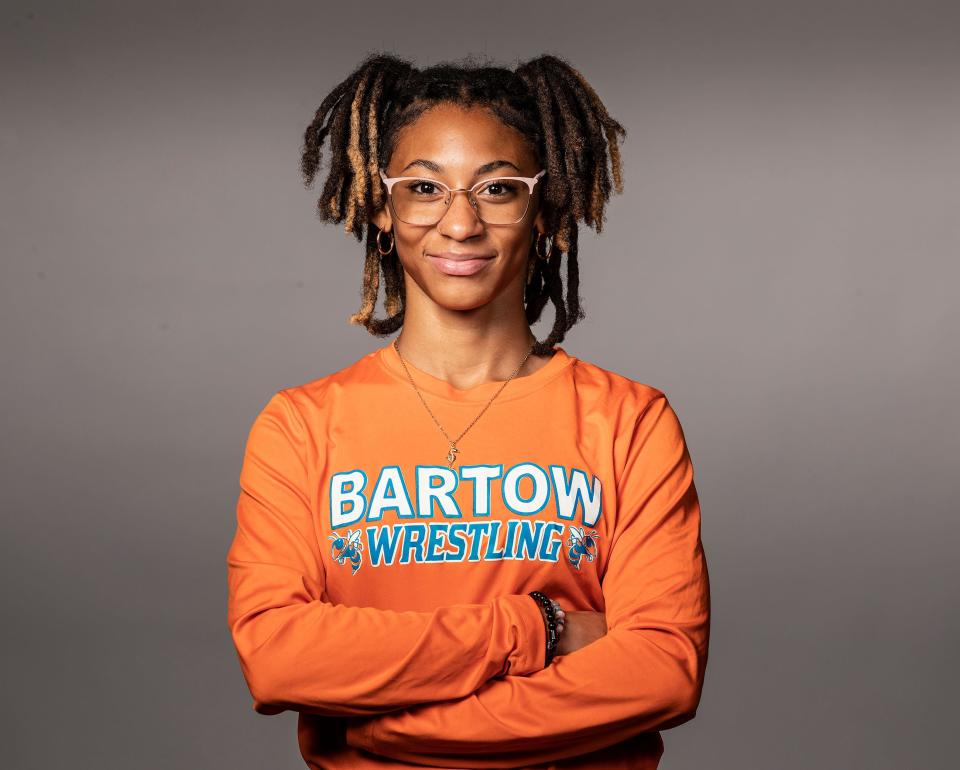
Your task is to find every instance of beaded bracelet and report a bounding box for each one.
[528,590,564,666]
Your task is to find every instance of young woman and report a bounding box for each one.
[227,52,710,770]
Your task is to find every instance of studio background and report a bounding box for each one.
[2,1,957,768]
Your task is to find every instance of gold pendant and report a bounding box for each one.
[446,443,459,467]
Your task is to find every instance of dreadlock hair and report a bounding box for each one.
[300,51,626,357]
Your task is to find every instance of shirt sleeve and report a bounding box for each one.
[226,390,548,718]
[342,393,711,766]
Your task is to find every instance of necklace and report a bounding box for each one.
[392,337,537,467]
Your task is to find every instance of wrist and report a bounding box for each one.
[528,591,566,666]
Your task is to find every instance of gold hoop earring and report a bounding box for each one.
[376,227,395,255]
[535,230,552,260]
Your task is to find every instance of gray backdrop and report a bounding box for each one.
[2,1,957,768]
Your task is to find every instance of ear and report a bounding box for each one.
[372,204,393,231]
[533,207,547,235]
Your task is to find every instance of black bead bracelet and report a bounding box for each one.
[528,590,562,666]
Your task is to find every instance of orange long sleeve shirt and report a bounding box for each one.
[226,341,710,769]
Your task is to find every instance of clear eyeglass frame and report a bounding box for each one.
[378,168,547,226]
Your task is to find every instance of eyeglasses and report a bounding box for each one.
[378,168,546,226]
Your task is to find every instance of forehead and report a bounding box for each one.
[390,103,536,174]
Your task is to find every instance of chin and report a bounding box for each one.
[428,286,498,312]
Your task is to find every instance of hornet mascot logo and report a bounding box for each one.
[328,528,364,575]
[566,525,600,571]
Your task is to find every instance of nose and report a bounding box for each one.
[436,190,485,239]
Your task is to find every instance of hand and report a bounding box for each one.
[534,600,608,659]
[555,610,607,657]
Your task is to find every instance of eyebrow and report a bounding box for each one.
[398,159,522,176]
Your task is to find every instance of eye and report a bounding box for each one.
[406,180,442,196]
[478,179,521,198]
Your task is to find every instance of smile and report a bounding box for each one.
[426,253,496,276]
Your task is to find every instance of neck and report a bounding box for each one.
[394,287,543,392]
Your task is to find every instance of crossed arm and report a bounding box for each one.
[227,390,710,765]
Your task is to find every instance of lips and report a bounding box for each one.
[430,251,496,261]
[426,252,496,277]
